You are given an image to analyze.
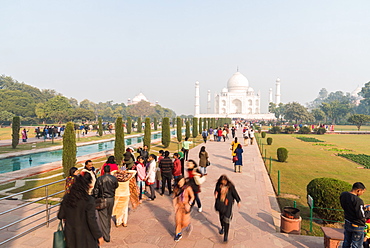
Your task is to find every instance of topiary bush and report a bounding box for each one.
[267,137,273,145]
[314,127,327,135]
[307,178,351,222]
[299,126,311,134]
[270,126,282,134]
[284,126,295,134]
[261,132,266,138]
[277,147,288,162]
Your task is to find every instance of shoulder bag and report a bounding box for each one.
[194,175,206,185]
[95,181,107,210]
[53,220,66,248]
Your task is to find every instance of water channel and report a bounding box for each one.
[0,131,177,174]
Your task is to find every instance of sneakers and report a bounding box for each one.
[174,233,182,242]
[198,207,203,213]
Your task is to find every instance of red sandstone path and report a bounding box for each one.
[1,130,324,248]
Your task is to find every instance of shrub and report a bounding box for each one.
[186,121,191,139]
[126,117,132,134]
[62,122,76,177]
[114,117,125,165]
[299,126,311,134]
[270,126,281,134]
[314,127,327,135]
[284,126,295,134]
[98,117,103,136]
[161,117,171,148]
[144,117,151,150]
[176,117,182,142]
[307,178,351,222]
[11,116,20,149]
[198,117,202,135]
[153,117,158,131]
[137,117,142,132]
[277,147,288,162]
[267,137,273,145]
[261,132,266,138]
[192,117,198,138]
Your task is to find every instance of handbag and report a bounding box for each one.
[53,220,66,248]
[194,175,206,185]
[206,160,211,167]
[95,181,107,210]
[232,156,238,163]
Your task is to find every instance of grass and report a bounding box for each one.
[257,133,370,235]
[337,154,370,168]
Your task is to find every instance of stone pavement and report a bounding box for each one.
[1,131,324,248]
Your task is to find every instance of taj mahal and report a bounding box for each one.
[194,71,280,120]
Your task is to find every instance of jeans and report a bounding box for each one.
[137,180,145,200]
[199,167,207,175]
[343,220,365,248]
[191,193,202,208]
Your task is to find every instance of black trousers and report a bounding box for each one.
[97,197,114,242]
[183,149,189,161]
[219,212,230,241]
[148,183,156,199]
[161,173,172,195]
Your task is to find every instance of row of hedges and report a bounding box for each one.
[269,126,326,135]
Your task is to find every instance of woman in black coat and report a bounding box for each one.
[58,173,104,248]
[214,175,241,243]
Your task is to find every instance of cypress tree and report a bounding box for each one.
[176,117,182,142]
[162,117,171,148]
[114,117,125,165]
[203,118,207,131]
[62,122,76,178]
[137,117,142,132]
[186,121,191,139]
[192,117,198,138]
[172,118,176,128]
[98,117,103,136]
[127,117,132,134]
[154,117,158,130]
[144,117,151,150]
[211,118,216,129]
[11,116,20,149]
[207,118,211,129]
[198,117,202,135]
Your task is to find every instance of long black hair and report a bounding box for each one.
[64,172,91,208]
[106,156,116,164]
[69,167,78,177]
[217,174,234,188]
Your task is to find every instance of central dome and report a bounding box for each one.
[227,72,249,92]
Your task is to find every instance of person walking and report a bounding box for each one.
[249,129,255,145]
[231,126,236,138]
[340,182,370,247]
[234,144,243,173]
[159,151,174,196]
[217,128,223,142]
[214,175,241,243]
[182,138,193,161]
[198,146,209,175]
[187,160,203,212]
[145,154,157,201]
[173,176,195,242]
[201,129,208,143]
[21,128,28,142]
[94,165,118,243]
[58,173,104,248]
[230,137,240,158]
[242,126,249,146]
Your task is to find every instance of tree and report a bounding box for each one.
[114,117,125,165]
[176,117,182,142]
[320,101,352,124]
[127,101,154,118]
[198,117,202,134]
[192,117,198,138]
[0,90,36,117]
[71,108,95,121]
[154,117,158,130]
[185,121,191,139]
[137,117,142,132]
[0,111,14,122]
[98,117,103,136]
[311,108,326,123]
[284,102,313,123]
[161,117,171,148]
[62,122,76,178]
[126,117,132,134]
[348,114,370,131]
[144,117,151,150]
[11,116,20,149]
[36,95,73,122]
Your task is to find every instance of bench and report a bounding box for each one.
[321,227,344,248]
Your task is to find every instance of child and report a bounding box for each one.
[135,156,146,203]
[364,218,370,248]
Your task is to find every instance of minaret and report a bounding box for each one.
[207,90,211,114]
[195,81,200,116]
[269,88,273,103]
[275,78,281,105]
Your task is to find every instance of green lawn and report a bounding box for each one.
[256,133,370,235]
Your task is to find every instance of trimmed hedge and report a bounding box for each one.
[307,178,351,222]
[270,126,281,134]
[267,137,273,145]
[284,126,295,134]
[314,127,327,135]
[299,126,311,134]
[261,132,266,138]
[277,147,288,162]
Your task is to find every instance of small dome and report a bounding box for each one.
[227,72,249,93]
[132,93,148,103]
[221,88,228,93]
[195,81,200,85]
[276,78,280,82]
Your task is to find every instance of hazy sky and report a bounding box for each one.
[1,1,369,115]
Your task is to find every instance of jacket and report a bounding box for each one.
[199,151,209,167]
[94,174,118,198]
[159,157,173,174]
[146,159,156,183]
[58,195,102,248]
[173,158,182,177]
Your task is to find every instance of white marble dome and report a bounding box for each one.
[227,72,249,92]
[132,92,148,103]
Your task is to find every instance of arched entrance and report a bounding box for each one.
[231,99,242,114]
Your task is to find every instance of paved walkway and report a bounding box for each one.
[0,131,324,247]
